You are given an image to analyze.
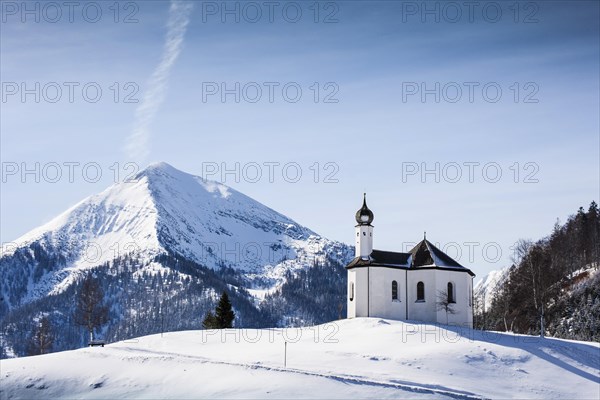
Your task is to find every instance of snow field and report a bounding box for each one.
[1,318,598,399]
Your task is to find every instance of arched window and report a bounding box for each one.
[392,280,398,300]
[417,281,425,301]
[349,282,354,301]
[447,282,455,303]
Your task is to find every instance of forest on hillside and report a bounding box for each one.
[0,250,348,358]
[475,202,600,342]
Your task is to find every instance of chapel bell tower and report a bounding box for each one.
[355,193,374,259]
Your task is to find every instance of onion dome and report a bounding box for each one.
[355,193,374,225]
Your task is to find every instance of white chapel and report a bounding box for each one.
[346,195,475,327]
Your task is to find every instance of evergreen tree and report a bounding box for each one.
[202,311,217,329]
[201,292,235,329]
[215,291,235,328]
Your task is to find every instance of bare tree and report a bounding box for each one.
[436,289,457,325]
[513,239,542,336]
[512,239,555,337]
[74,274,109,342]
[27,316,54,355]
[490,267,515,332]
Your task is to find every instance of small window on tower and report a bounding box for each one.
[349,282,354,301]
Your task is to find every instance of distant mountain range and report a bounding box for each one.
[473,266,511,312]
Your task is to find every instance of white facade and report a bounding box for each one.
[348,267,408,320]
[347,196,474,328]
[347,262,474,327]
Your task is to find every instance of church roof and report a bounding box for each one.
[409,239,463,268]
[346,239,475,276]
[347,249,411,268]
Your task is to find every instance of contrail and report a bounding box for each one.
[125,0,193,161]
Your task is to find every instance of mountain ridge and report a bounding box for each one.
[2,162,348,300]
[0,163,353,357]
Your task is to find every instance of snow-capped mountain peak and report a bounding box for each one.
[1,162,351,309]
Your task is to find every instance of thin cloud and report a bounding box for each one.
[125,0,193,161]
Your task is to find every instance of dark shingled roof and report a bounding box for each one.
[409,240,434,266]
[347,250,411,268]
[347,239,475,276]
[409,239,464,268]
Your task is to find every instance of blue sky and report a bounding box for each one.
[1,1,599,278]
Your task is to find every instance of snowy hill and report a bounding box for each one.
[1,318,598,399]
[0,163,353,357]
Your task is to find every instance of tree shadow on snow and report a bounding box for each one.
[442,324,600,384]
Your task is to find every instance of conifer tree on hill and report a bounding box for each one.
[215,291,235,328]
[202,311,217,329]
[203,291,235,329]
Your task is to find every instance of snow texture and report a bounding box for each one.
[1,318,598,399]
